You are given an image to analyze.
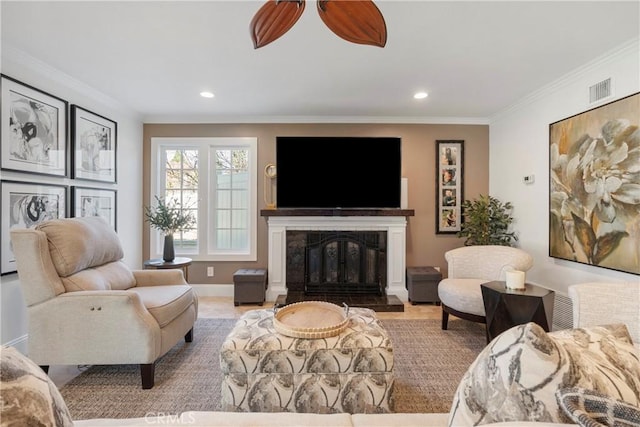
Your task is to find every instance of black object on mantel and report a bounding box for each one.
[260,208,415,217]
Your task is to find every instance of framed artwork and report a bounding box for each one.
[72,186,117,230]
[71,105,117,183]
[0,74,68,177]
[1,180,67,274]
[436,140,464,234]
[549,92,639,275]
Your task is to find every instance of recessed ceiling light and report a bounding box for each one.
[414,92,428,99]
[200,91,215,98]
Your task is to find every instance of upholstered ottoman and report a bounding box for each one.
[220,307,394,414]
[406,266,442,305]
[233,268,268,306]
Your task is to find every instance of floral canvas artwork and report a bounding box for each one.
[549,92,639,275]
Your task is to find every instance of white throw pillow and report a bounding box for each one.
[0,346,73,427]
[447,322,640,426]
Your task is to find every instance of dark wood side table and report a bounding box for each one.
[143,257,192,282]
[481,281,555,342]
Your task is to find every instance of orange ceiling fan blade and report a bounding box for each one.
[317,0,387,47]
[250,0,306,49]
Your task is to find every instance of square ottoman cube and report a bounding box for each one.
[406,266,442,305]
[233,268,267,306]
[220,307,394,413]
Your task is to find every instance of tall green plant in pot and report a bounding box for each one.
[144,196,195,262]
[458,194,517,246]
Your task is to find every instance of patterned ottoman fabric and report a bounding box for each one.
[220,307,394,413]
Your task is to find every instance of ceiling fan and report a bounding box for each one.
[250,0,387,49]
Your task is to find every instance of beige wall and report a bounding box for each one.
[143,123,489,285]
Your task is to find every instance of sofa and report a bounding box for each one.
[568,281,640,346]
[2,282,638,427]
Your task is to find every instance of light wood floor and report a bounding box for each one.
[199,296,442,320]
[48,297,442,388]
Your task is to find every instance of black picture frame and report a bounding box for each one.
[436,140,464,234]
[549,92,639,275]
[71,105,117,183]
[1,180,67,274]
[71,186,117,230]
[0,74,68,177]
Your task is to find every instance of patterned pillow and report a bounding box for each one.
[0,346,73,427]
[556,387,640,427]
[447,322,640,426]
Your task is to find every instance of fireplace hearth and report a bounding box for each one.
[274,291,405,312]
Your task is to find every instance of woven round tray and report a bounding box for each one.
[273,301,349,339]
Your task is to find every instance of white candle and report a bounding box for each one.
[505,270,526,290]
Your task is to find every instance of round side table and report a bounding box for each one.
[143,257,192,282]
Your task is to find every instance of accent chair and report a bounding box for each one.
[9,216,198,389]
[438,245,534,338]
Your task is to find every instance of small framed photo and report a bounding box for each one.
[72,186,117,230]
[1,74,68,177]
[71,105,117,183]
[436,140,464,234]
[1,180,67,274]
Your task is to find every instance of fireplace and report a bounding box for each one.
[286,231,387,296]
[261,209,414,311]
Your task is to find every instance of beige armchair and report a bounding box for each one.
[438,245,534,335]
[10,216,198,389]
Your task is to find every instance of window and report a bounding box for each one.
[150,137,257,261]
[165,148,198,252]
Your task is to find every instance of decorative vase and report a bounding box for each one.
[163,234,175,262]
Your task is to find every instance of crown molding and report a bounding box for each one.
[142,114,490,125]
[1,45,142,120]
[490,37,640,123]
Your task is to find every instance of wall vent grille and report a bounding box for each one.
[589,78,611,104]
[552,292,573,331]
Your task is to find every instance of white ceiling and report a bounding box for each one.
[1,1,639,123]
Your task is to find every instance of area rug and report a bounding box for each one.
[59,317,485,420]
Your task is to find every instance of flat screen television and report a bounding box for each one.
[276,136,402,209]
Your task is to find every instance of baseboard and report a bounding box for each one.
[190,284,234,297]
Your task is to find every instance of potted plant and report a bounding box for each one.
[144,196,195,262]
[457,194,517,246]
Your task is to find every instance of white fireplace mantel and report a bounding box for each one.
[264,215,410,301]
